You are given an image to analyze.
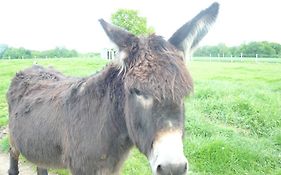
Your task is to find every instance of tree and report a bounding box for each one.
[1,46,78,59]
[2,47,32,59]
[36,47,78,58]
[194,41,281,58]
[269,42,281,57]
[0,44,8,59]
[239,42,276,57]
[217,43,230,56]
[111,9,154,36]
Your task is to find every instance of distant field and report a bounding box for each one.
[0,57,280,174]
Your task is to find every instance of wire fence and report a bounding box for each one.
[191,56,281,63]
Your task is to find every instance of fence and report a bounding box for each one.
[1,54,281,63]
[191,56,281,63]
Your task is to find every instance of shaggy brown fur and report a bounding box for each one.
[8,64,132,174]
[125,35,193,102]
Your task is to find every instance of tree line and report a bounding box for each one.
[2,41,281,59]
[0,44,78,59]
[194,41,281,58]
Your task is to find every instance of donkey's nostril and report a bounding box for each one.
[184,162,187,171]
[156,162,187,175]
[157,164,163,173]
[180,162,188,174]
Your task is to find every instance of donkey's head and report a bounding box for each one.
[100,2,219,175]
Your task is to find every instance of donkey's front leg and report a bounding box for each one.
[8,147,20,175]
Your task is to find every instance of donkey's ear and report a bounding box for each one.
[99,19,137,50]
[168,2,219,59]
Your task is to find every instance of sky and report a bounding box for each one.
[0,0,281,52]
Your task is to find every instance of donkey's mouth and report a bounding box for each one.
[149,130,188,175]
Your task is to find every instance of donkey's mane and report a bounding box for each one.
[123,35,193,102]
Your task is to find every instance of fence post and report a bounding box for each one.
[209,53,212,62]
[240,53,243,62]
[255,54,258,63]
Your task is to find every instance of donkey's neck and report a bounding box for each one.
[90,65,133,170]
[83,64,132,140]
[64,64,133,173]
[65,63,130,137]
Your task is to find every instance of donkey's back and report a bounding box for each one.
[8,65,66,104]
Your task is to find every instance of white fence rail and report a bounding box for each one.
[191,56,281,63]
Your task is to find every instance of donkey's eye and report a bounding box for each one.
[134,88,141,96]
[130,88,142,96]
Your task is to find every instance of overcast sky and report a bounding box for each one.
[1,0,280,52]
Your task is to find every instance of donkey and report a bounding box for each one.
[7,2,219,175]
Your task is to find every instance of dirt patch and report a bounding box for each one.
[0,153,37,175]
[0,153,59,175]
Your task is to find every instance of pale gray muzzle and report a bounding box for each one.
[149,130,188,175]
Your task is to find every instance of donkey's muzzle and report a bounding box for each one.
[149,130,188,175]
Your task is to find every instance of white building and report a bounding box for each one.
[100,48,117,60]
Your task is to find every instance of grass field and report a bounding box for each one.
[0,57,280,174]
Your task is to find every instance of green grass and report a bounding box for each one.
[0,58,280,174]
[0,135,9,152]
